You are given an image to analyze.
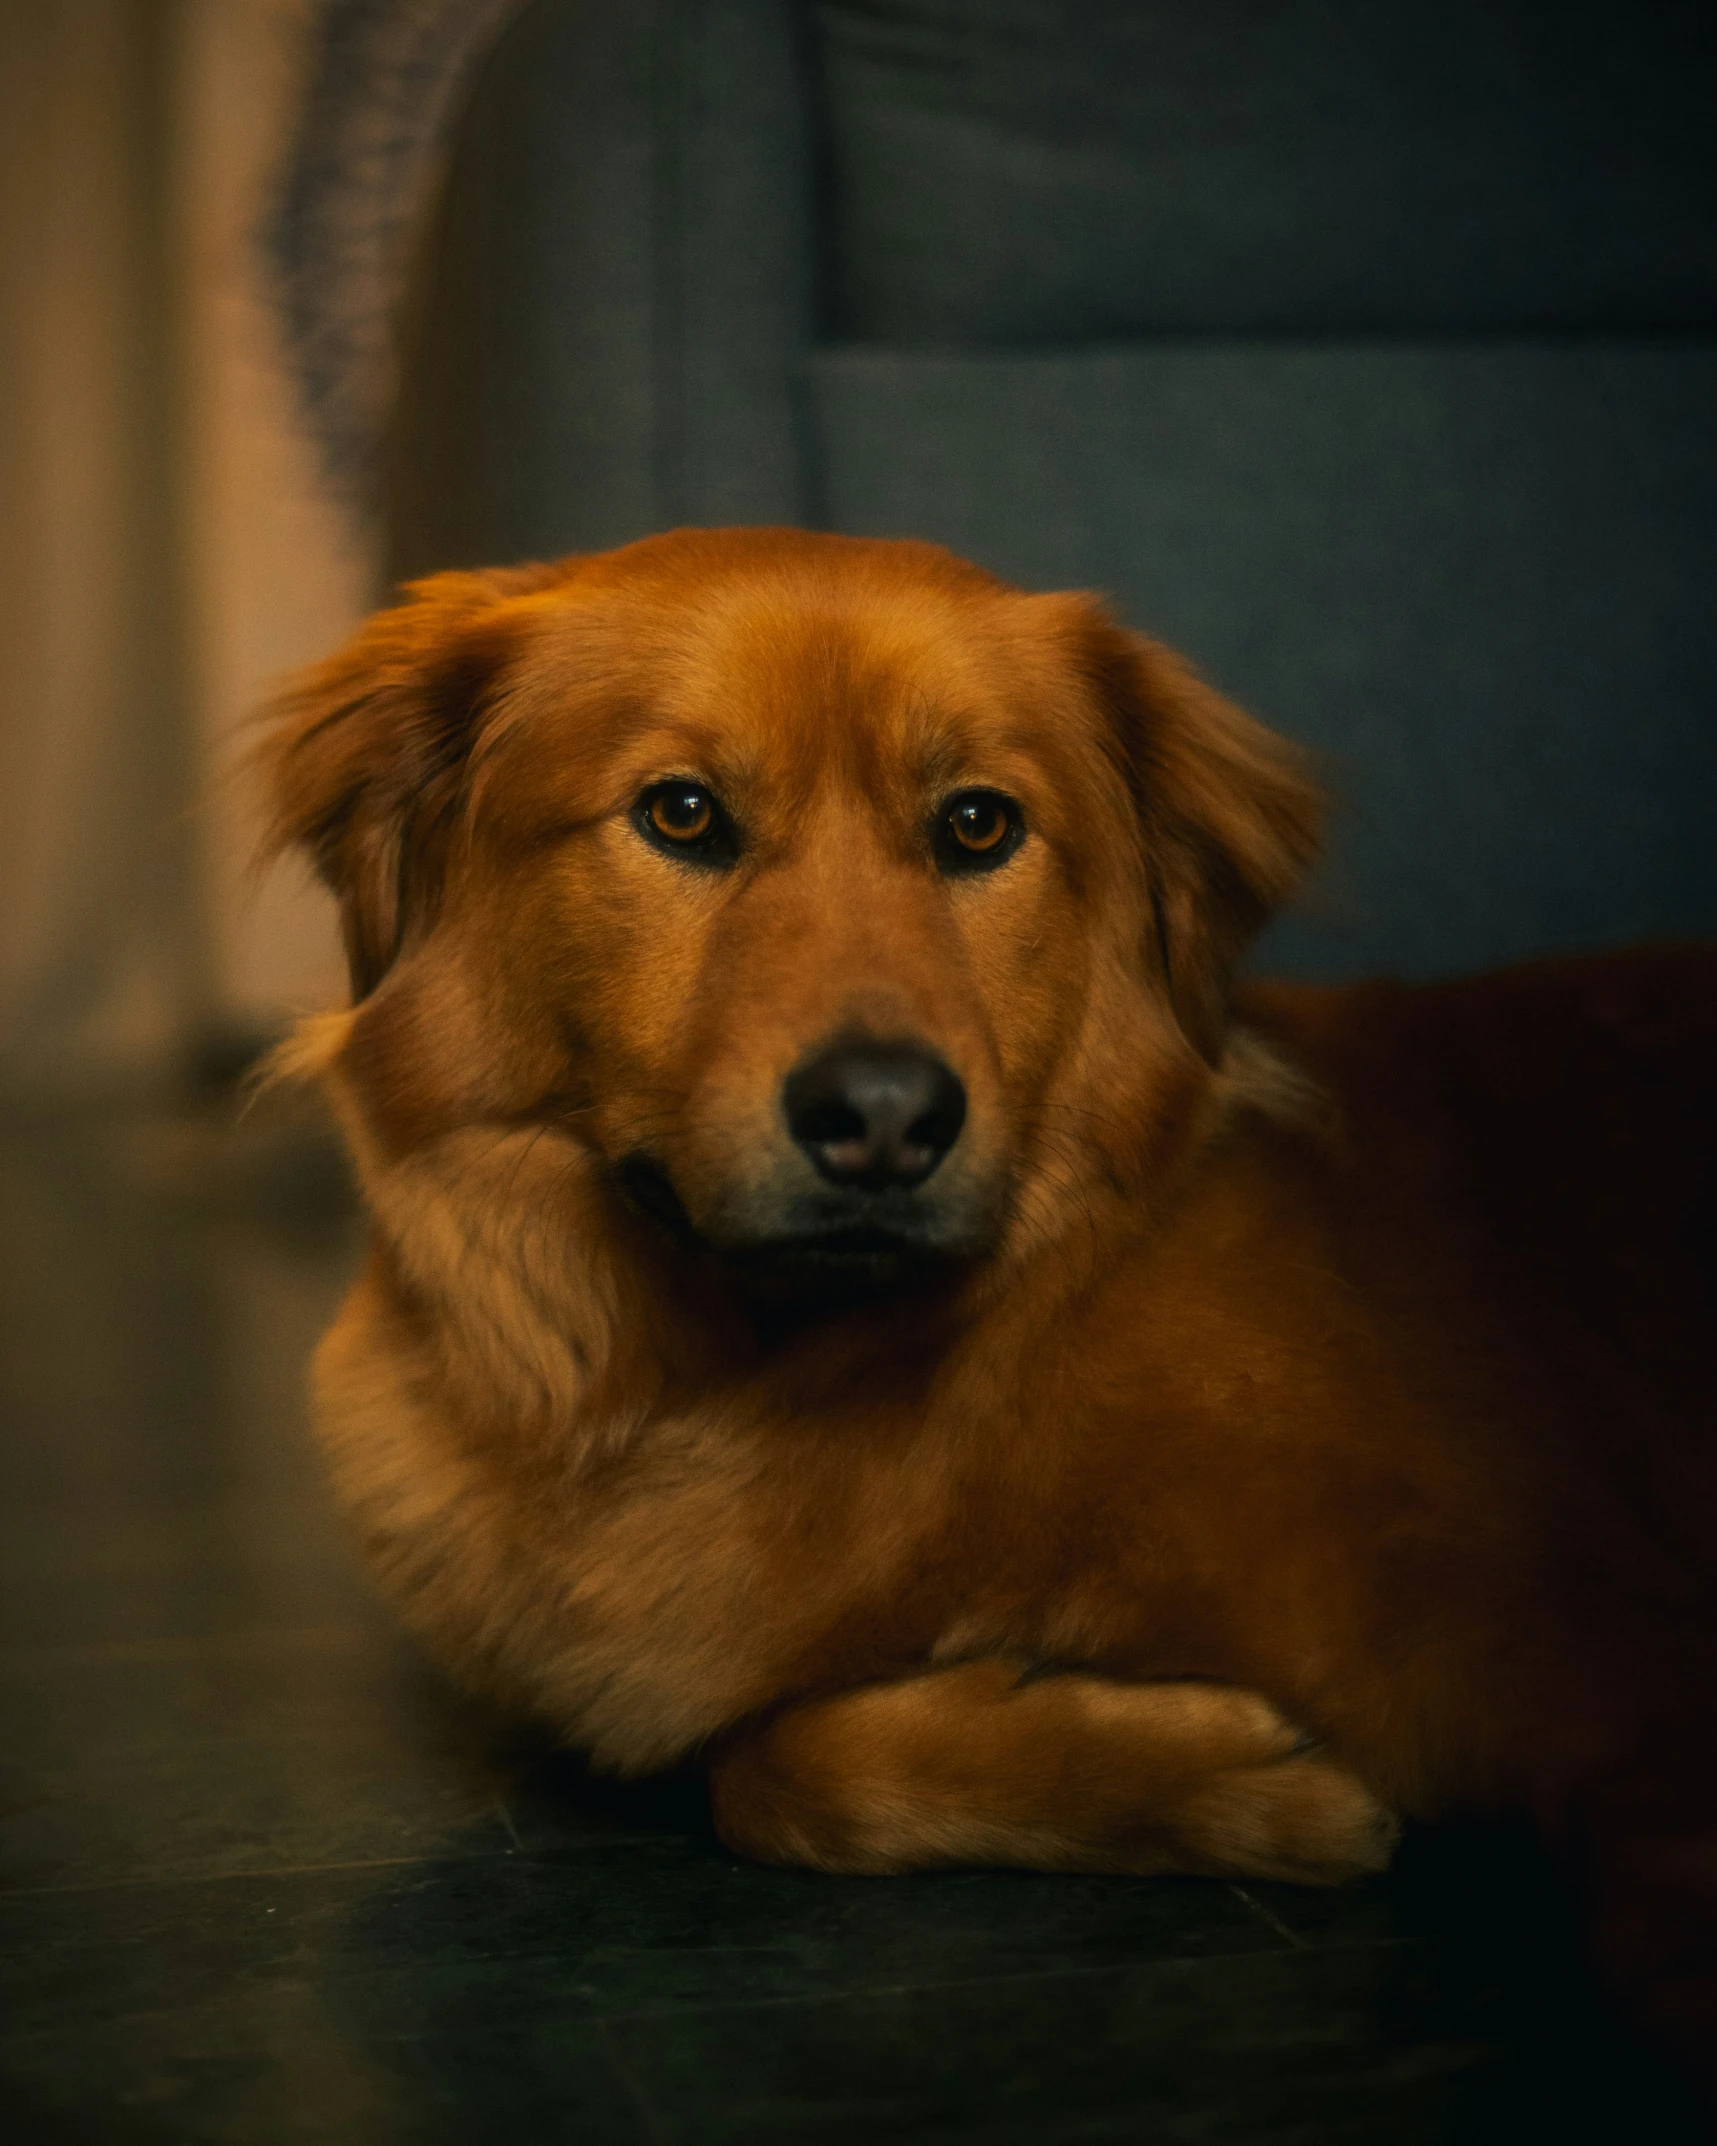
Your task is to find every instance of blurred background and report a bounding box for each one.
[3,10,1717,2136]
[3,0,1715,1104]
[2,0,362,1098]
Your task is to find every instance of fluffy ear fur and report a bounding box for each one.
[1075,609,1325,1060]
[258,561,568,998]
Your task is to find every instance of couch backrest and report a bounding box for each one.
[813,0,1717,343]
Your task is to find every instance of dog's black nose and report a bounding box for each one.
[784,1044,967,1189]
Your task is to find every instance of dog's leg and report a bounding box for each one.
[707,1660,1398,1884]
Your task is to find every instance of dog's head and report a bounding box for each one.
[264,530,1319,1308]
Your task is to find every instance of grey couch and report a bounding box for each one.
[290,0,1717,981]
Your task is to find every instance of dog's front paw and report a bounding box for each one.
[1158,1690,1400,1884]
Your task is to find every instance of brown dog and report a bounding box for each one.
[263,528,1717,2069]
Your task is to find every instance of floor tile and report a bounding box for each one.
[602,1939,1710,2146]
[0,1628,518,1891]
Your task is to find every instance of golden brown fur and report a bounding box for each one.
[262,528,1717,2074]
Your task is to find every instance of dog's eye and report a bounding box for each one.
[936,790,1023,874]
[650,786,712,841]
[635,781,737,865]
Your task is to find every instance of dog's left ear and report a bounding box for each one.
[1072,607,1325,1060]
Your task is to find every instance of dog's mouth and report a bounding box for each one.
[614,1151,978,1309]
[615,1152,702,1241]
[724,1222,959,1285]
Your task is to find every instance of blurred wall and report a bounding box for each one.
[176,0,367,1048]
[0,0,361,1096]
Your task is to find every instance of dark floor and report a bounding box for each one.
[0,1097,1710,2146]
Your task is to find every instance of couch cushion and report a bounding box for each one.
[807,340,1717,979]
[812,0,1717,343]
[390,0,814,575]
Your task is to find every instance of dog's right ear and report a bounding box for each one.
[258,561,567,999]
